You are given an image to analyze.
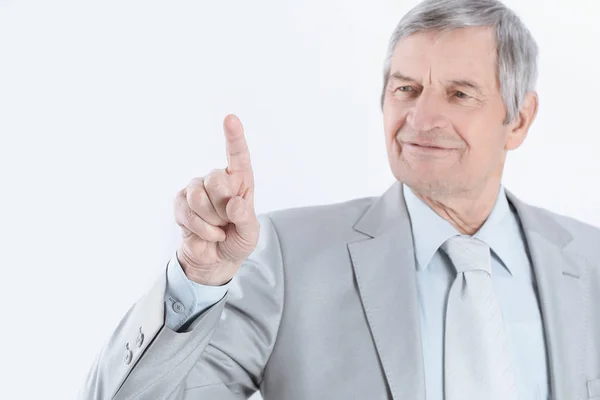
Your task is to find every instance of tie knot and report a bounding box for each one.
[441,235,491,274]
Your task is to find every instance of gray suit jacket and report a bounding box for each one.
[80,181,600,400]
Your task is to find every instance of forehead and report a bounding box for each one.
[390,26,498,87]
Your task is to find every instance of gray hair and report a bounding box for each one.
[381,0,538,124]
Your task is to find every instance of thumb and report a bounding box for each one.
[225,196,259,241]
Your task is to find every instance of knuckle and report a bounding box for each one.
[186,185,200,201]
[174,193,190,218]
[187,176,204,190]
[187,185,208,208]
[184,208,198,228]
[205,176,230,197]
[205,168,226,183]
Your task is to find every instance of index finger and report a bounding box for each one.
[223,114,253,174]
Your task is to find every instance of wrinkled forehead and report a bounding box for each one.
[389,26,499,89]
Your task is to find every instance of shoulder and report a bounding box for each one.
[532,204,600,241]
[259,195,377,243]
[522,202,600,262]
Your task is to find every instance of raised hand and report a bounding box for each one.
[174,114,260,286]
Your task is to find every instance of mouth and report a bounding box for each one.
[401,142,456,157]
[406,143,447,150]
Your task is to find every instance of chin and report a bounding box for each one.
[392,167,455,196]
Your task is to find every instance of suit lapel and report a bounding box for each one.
[348,181,426,400]
[506,190,586,399]
[346,183,587,399]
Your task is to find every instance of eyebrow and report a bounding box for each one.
[389,71,485,95]
[447,79,484,95]
[389,72,417,82]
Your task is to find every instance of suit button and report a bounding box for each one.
[136,328,144,348]
[172,301,185,313]
[123,343,132,365]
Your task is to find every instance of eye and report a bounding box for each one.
[455,91,470,99]
[395,86,414,93]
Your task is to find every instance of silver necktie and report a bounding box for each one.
[441,235,518,400]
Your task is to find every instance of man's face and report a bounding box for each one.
[383,26,520,197]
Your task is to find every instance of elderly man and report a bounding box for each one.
[80,0,600,399]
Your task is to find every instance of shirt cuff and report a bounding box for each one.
[164,251,230,331]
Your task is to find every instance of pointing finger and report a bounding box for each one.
[223,114,253,175]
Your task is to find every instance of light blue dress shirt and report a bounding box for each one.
[164,184,550,398]
[403,183,549,400]
[164,252,230,331]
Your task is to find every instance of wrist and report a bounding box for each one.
[176,249,232,287]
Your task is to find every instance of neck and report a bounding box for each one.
[411,179,501,235]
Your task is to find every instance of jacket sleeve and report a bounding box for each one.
[163,250,231,332]
[78,214,285,400]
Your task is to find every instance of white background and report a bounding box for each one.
[1,0,599,399]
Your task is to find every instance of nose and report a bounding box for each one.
[406,90,448,132]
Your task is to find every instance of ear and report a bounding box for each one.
[505,91,539,151]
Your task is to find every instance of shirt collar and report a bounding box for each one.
[403,183,515,275]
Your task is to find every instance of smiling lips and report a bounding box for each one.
[408,142,446,149]
[401,141,457,157]
[403,137,455,149]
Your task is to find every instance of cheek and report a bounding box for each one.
[459,102,508,157]
[462,128,506,167]
[383,102,407,144]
